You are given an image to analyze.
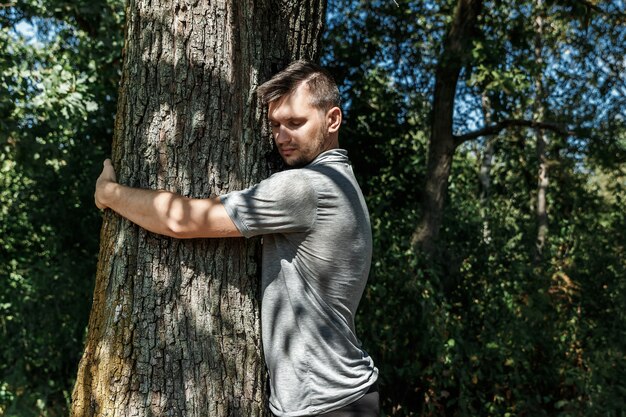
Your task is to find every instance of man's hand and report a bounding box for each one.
[95,159,117,210]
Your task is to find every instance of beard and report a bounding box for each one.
[283,127,329,168]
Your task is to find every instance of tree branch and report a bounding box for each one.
[570,0,626,23]
[454,119,574,147]
[574,0,604,14]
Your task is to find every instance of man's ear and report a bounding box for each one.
[326,107,342,133]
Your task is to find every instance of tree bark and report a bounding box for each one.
[71,1,326,416]
[411,0,483,255]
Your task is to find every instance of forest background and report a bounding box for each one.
[1,0,625,416]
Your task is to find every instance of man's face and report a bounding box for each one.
[268,83,332,167]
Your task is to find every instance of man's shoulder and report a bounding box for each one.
[259,169,317,200]
[264,168,312,188]
[267,168,308,179]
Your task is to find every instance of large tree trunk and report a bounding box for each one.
[71,1,326,416]
[411,0,483,255]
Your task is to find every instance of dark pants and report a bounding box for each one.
[316,382,379,417]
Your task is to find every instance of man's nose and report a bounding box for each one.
[274,127,290,144]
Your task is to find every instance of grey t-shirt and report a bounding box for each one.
[221,149,378,416]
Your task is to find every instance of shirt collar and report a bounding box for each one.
[306,148,349,167]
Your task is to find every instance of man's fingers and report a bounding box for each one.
[95,199,106,210]
[101,158,117,182]
[95,158,116,210]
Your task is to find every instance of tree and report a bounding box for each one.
[383,0,626,257]
[532,0,549,263]
[70,1,326,416]
[409,0,483,254]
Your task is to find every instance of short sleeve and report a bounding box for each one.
[220,170,318,238]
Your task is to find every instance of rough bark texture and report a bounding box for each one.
[71,1,326,416]
[411,0,483,255]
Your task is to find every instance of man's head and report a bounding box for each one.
[257,60,342,167]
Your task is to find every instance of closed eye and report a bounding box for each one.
[289,119,305,127]
[268,118,305,128]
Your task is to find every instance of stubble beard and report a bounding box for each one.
[283,127,329,168]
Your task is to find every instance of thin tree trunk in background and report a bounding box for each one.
[479,93,495,244]
[411,0,483,255]
[71,1,326,416]
[534,0,549,263]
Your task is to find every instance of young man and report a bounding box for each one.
[95,61,379,417]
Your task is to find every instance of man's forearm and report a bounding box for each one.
[99,182,180,237]
[99,182,240,239]
[94,159,241,238]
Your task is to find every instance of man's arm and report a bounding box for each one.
[94,159,242,239]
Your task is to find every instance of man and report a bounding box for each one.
[95,60,379,417]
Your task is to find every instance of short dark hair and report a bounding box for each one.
[257,60,341,111]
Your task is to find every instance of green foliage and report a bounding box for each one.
[0,0,124,414]
[325,0,626,416]
[3,0,625,416]
[351,132,626,416]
